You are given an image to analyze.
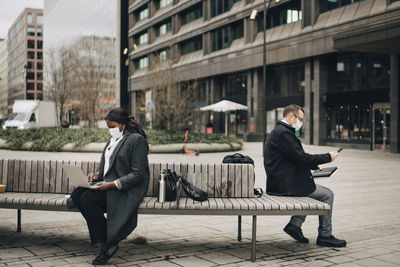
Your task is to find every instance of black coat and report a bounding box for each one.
[97,132,150,245]
[264,121,331,196]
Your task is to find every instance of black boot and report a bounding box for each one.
[317,235,346,247]
[283,223,309,243]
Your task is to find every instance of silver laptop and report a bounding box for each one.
[62,165,99,189]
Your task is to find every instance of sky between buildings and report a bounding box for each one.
[0,0,44,39]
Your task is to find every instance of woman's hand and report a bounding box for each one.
[91,181,116,191]
[87,173,99,182]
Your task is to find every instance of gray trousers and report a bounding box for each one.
[289,184,334,237]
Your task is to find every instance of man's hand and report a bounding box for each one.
[90,181,116,191]
[87,173,98,182]
[329,151,340,162]
[317,165,323,170]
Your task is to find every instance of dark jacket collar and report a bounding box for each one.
[277,121,295,132]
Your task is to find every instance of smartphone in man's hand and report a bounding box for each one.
[337,147,343,153]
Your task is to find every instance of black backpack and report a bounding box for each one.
[222,153,263,197]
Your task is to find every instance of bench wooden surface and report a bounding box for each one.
[0,158,329,262]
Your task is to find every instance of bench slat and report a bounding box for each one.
[12,159,20,192]
[49,161,57,193]
[24,160,32,192]
[207,164,215,197]
[18,160,26,192]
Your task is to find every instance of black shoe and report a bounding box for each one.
[283,223,309,243]
[317,235,346,247]
[92,244,119,265]
[66,198,76,209]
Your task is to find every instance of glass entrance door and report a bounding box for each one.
[373,103,390,150]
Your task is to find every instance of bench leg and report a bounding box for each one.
[17,209,21,232]
[251,215,257,262]
[237,215,242,241]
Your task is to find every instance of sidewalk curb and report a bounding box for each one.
[0,139,242,153]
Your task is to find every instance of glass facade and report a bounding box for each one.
[266,62,305,97]
[211,0,240,17]
[181,3,202,25]
[180,35,202,55]
[257,0,302,31]
[320,0,363,13]
[211,20,243,51]
[327,53,390,93]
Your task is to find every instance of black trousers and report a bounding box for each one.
[71,188,107,244]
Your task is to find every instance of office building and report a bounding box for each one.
[7,8,43,111]
[44,0,118,122]
[123,0,400,153]
[0,39,7,115]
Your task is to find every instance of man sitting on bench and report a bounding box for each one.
[264,104,346,248]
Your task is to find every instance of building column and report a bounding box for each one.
[312,56,328,145]
[390,54,400,153]
[303,60,313,144]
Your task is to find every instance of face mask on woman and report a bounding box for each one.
[109,126,123,139]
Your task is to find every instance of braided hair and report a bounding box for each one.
[105,107,147,138]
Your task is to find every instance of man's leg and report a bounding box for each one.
[289,184,333,236]
[79,190,107,244]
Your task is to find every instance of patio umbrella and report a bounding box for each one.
[200,100,248,135]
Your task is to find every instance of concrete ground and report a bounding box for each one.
[0,143,400,266]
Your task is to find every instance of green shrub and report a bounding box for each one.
[0,128,241,151]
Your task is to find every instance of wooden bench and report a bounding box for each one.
[0,159,329,262]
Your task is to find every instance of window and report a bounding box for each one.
[37,72,43,80]
[27,83,34,90]
[211,0,240,17]
[156,0,172,9]
[319,0,363,13]
[135,56,149,69]
[37,52,43,59]
[37,83,43,90]
[181,3,202,25]
[27,13,33,23]
[327,53,390,93]
[37,15,43,24]
[266,62,305,97]
[159,50,168,62]
[211,20,243,51]
[27,61,34,70]
[37,27,42,36]
[136,31,148,45]
[27,27,35,36]
[180,35,203,55]
[27,93,35,100]
[26,72,34,80]
[156,20,171,37]
[37,40,43,49]
[257,0,302,30]
[27,40,35,49]
[28,51,35,59]
[135,6,149,21]
[327,104,371,141]
[37,62,43,70]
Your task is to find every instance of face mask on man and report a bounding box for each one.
[294,119,303,131]
[109,126,123,139]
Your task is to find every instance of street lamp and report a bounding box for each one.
[250,0,280,155]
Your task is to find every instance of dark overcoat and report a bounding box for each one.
[264,121,331,196]
[97,132,149,245]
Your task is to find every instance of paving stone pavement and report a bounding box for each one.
[1,143,400,266]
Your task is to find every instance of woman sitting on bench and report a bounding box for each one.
[68,107,149,265]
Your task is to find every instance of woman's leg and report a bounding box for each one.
[79,190,107,244]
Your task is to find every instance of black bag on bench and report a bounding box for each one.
[162,169,208,202]
[222,153,263,197]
